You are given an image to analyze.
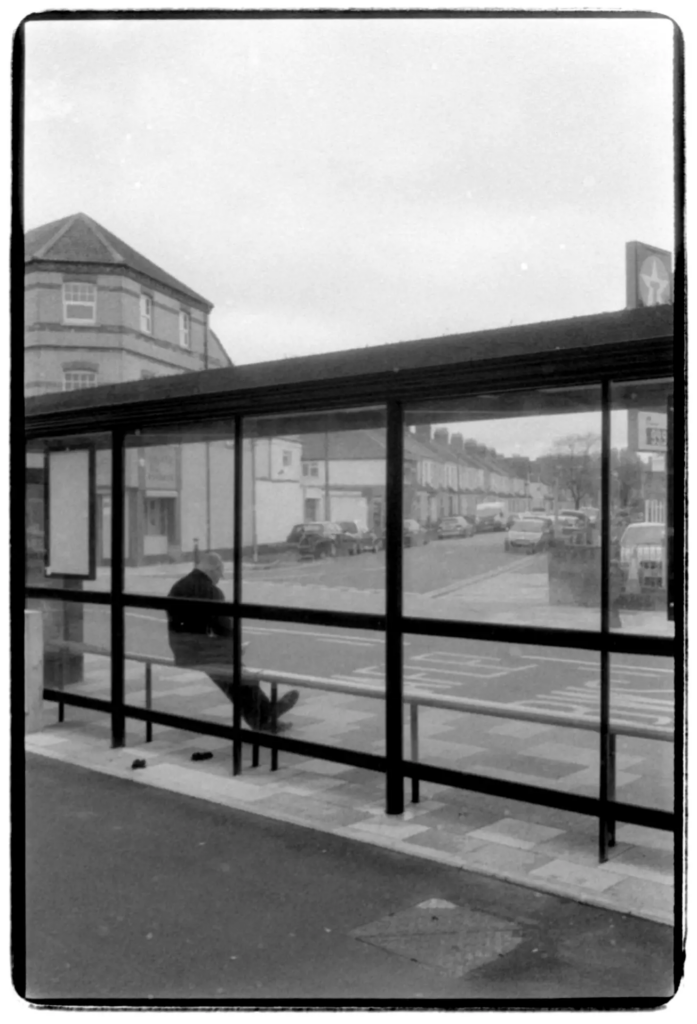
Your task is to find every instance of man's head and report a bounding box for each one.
[198,551,224,584]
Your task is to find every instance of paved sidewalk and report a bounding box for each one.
[31,558,674,928]
[27,706,674,927]
[25,753,676,1003]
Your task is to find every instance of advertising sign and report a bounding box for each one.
[626,241,672,308]
[636,411,668,452]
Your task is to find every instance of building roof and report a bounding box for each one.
[302,428,395,461]
[24,212,212,309]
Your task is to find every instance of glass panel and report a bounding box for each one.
[403,635,600,798]
[610,652,674,814]
[25,433,111,592]
[25,595,112,735]
[242,407,386,613]
[241,618,385,757]
[610,379,674,638]
[404,386,602,629]
[123,423,234,596]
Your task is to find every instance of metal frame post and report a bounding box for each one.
[111,428,126,748]
[145,662,153,743]
[271,683,279,772]
[385,400,404,814]
[410,703,420,804]
[232,416,243,776]
[599,381,612,861]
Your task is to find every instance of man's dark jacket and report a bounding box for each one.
[167,568,233,669]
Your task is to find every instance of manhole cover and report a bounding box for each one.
[350,900,522,978]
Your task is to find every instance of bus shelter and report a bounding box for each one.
[23,303,679,869]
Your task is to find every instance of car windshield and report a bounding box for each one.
[514,521,544,533]
[441,518,460,526]
[302,524,322,534]
[622,524,664,545]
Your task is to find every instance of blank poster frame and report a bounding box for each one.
[44,444,97,580]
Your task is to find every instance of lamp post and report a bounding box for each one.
[324,430,331,521]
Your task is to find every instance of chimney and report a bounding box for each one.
[433,427,449,445]
[450,432,464,453]
[414,424,431,444]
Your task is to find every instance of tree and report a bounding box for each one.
[612,448,644,509]
[541,433,600,509]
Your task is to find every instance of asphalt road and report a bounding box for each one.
[23,753,677,1004]
[84,600,674,736]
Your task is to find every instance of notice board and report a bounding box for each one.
[46,447,96,579]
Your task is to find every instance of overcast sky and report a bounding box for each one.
[23,14,674,455]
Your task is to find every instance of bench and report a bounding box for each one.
[44,639,672,844]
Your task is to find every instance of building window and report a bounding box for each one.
[140,294,153,334]
[63,282,96,324]
[179,310,191,349]
[63,370,97,391]
[302,462,319,478]
[282,450,292,467]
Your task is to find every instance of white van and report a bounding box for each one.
[474,502,507,532]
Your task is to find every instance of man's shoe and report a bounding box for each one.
[258,720,292,734]
[276,690,300,717]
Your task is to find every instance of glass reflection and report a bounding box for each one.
[403,635,600,796]
[611,379,673,637]
[404,386,602,629]
[243,408,386,612]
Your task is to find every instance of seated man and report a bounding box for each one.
[166,552,299,732]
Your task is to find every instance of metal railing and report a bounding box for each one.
[45,639,673,854]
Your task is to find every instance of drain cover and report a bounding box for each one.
[351,902,522,978]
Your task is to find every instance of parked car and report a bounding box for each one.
[375,519,430,550]
[437,515,475,539]
[337,520,380,554]
[293,521,345,560]
[619,522,666,591]
[474,502,507,532]
[559,509,590,524]
[580,506,600,525]
[554,513,587,536]
[505,518,554,553]
[403,519,429,547]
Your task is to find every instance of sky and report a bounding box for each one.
[22,13,675,456]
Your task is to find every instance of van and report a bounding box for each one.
[474,502,507,533]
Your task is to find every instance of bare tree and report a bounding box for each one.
[612,447,644,509]
[542,433,601,509]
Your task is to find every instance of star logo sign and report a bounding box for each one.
[639,256,671,306]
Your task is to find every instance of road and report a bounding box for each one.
[80,532,674,733]
[63,532,673,812]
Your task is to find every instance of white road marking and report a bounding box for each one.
[244,625,383,645]
[510,679,674,728]
[520,654,673,675]
[314,637,377,647]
